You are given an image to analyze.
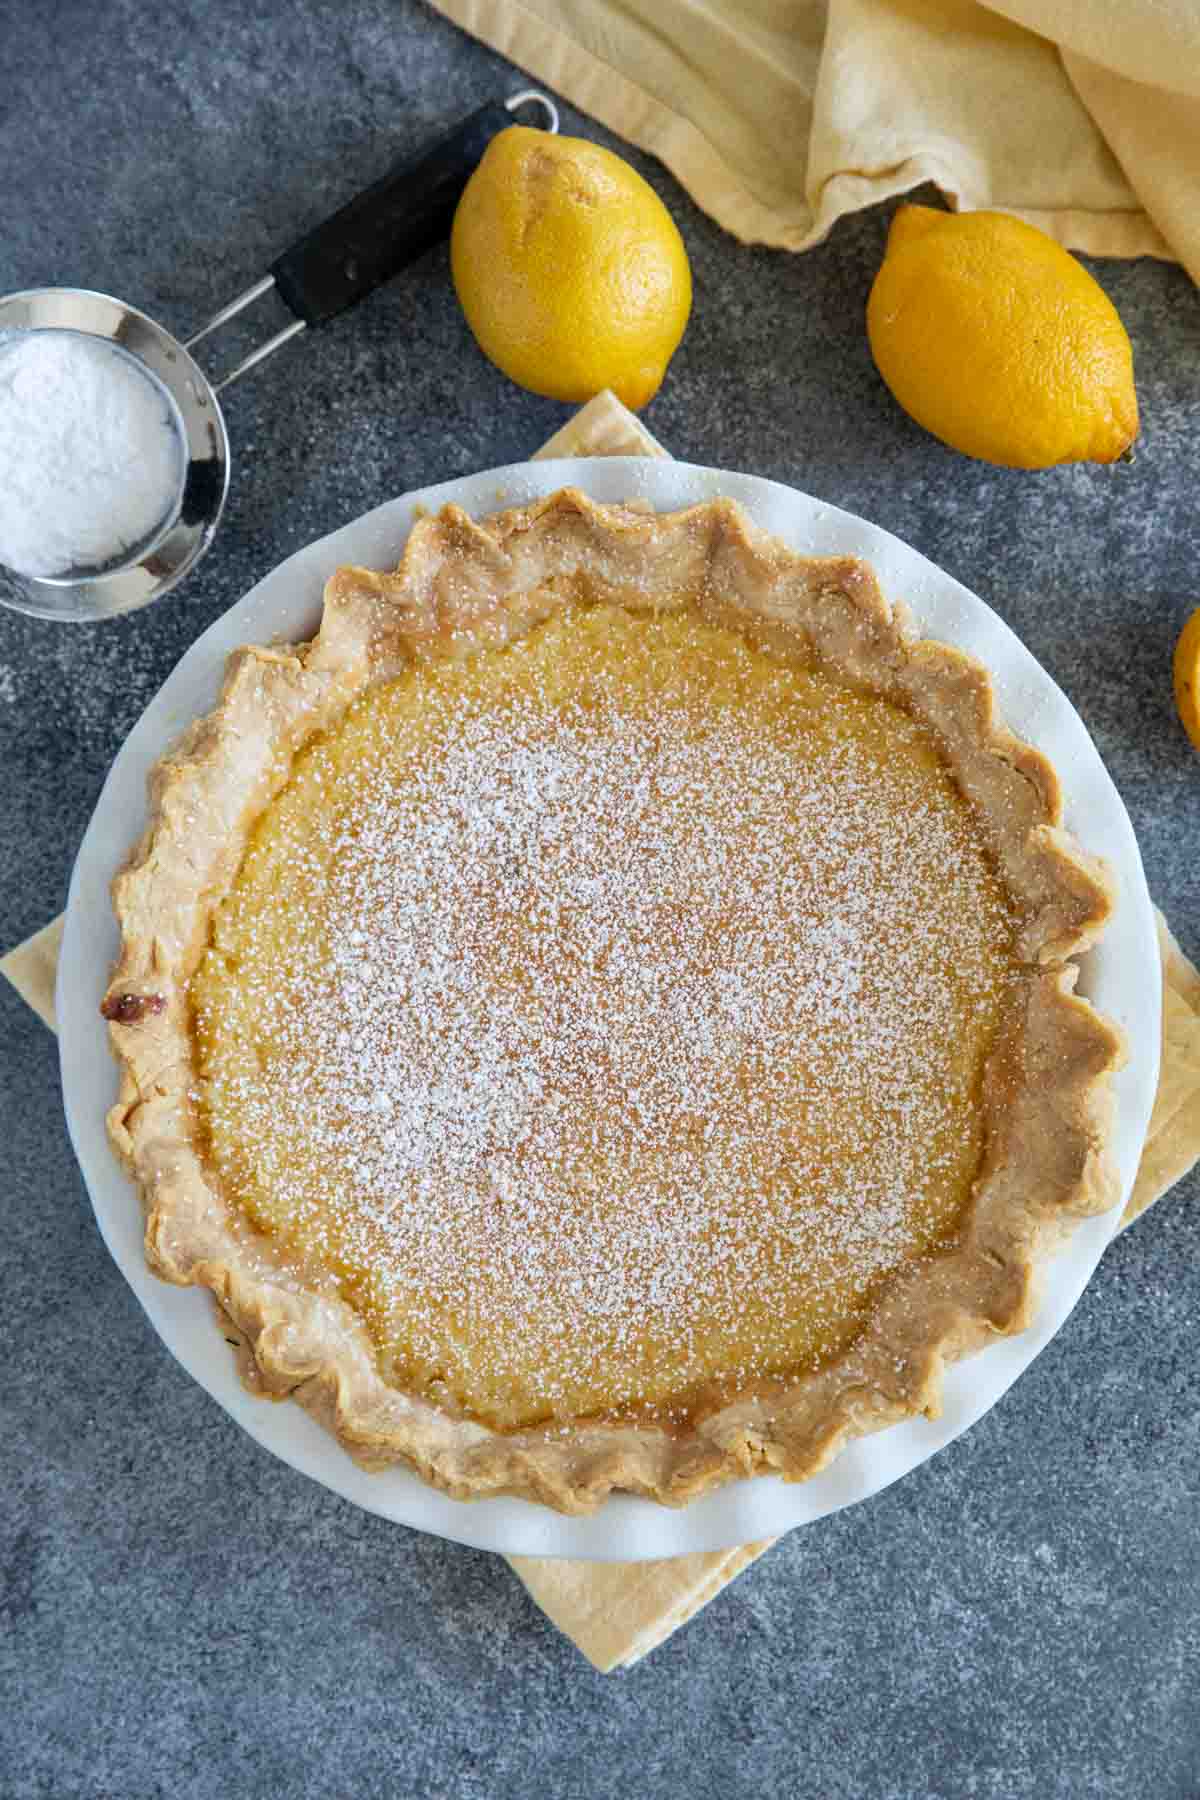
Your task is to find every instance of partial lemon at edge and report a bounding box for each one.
[1175,608,1200,753]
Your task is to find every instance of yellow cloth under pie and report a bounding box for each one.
[4,394,1199,1669]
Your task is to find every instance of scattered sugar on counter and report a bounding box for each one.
[0,329,185,578]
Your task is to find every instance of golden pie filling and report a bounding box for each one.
[191,605,1020,1432]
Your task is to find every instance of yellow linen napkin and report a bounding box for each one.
[429,0,1198,279]
[4,390,1199,1671]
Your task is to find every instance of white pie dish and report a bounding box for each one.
[58,458,1160,1560]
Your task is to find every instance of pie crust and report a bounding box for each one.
[103,489,1126,1513]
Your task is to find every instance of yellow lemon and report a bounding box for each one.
[451,126,691,411]
[1174,607,1200,753]
[867,206,1138,468]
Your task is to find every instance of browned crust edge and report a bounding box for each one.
[101,489,1127,1513]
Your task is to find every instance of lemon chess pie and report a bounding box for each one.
[103,490,1125,1512]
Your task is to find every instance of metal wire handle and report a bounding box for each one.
[187,90,559,392]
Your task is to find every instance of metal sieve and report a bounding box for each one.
[0,90,558,622]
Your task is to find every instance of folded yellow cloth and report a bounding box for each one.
[430,0,1199,279]
[5,390,1199,1671]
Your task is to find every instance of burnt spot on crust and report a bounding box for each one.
[101,991,166,1025]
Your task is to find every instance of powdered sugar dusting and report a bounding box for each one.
[194,606,1018,1428]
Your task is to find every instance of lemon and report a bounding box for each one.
[450,126,691,411]
[1174,607,1200,753]
[867,206,1138,468]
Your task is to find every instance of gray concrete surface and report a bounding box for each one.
[1,2,1197,1795]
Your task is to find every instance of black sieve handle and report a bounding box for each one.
[270,100,513,327]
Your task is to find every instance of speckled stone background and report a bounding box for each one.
[1,2,1198,1795]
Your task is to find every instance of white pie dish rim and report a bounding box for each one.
[58,457,1160,1560]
